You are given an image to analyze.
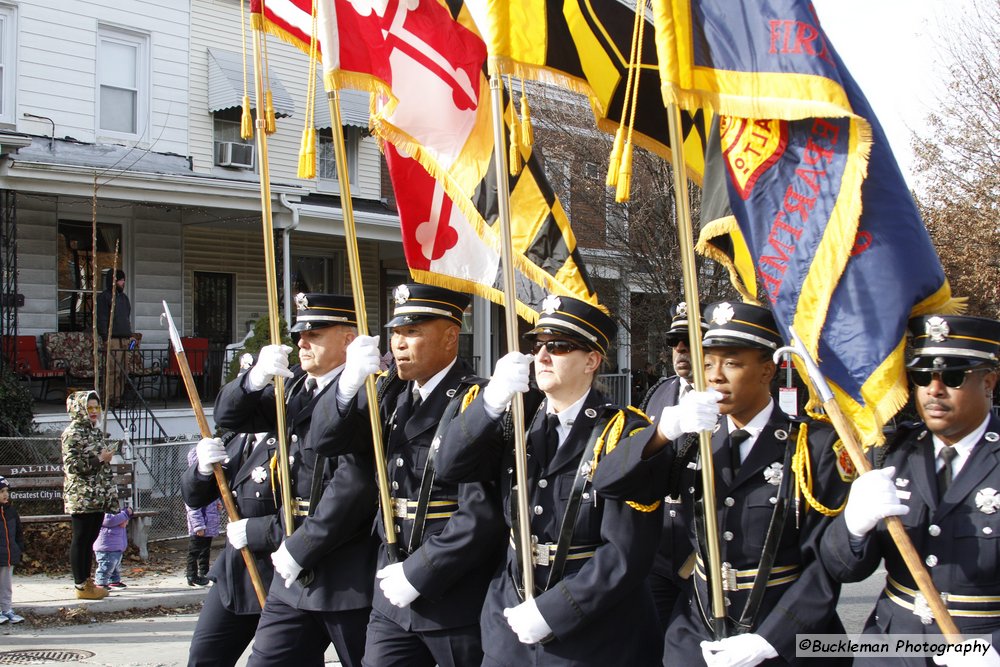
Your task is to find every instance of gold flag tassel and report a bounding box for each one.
[507,75,522,176]
[239,0,253,140]
[616,1,648,203]
[519,77,534,148]
[261,24,277,135]
[608,3,643,189]
[297,0,319,179]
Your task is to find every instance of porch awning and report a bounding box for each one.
[314,86,370,130]
[207,48,295,118]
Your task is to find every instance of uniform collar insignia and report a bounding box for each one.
[976,487,1000,515]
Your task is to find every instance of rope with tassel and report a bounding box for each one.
[261,23,277,135]
[297,0,319,179]
[518,76,533,147]
[615,2,648,203]
[239,0,253,140]
[507,74,522,176]
[606,4,643,192]
[792,424,847,517]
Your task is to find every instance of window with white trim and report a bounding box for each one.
[0,5,16,125]
[317,126,359,192]
[97,26,148,138]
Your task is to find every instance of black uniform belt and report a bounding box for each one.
[291,497,311,517]
[886,576,1000,621]
[694,555,801,591]
[392,497,458,521]
[509,535,599,567]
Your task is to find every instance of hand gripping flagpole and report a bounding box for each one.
[488,64,535,599]
[774,326,962,642]
[324,88,399,564]
[162,302,267,608]
[665,103,727,639]
[250,26,295,538]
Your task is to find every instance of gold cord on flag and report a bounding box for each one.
[297,0,318,179]
[507,75,522,176]
[607,4,643,189]
[518,76,533,147]
[262,25,277,135]
[239,0,253,140]
[616,2,648,203]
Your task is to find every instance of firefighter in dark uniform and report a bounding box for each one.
[435,294,663,666]
[182,427,279,667]
[593,302,851,666]
[309,284,505,667]
[639,302,706,642]
[213,293,378,667]
[821,314,1000,667]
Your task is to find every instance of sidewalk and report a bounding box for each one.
[13,570,210,616]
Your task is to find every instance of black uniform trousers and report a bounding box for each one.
[187,584,261,667]
[363,608,484,667]
[248,597,370,667]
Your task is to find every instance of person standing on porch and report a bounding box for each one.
[96,269,133,408]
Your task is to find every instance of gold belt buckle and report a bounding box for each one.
[392,498,408,519]
[721,562,737,592]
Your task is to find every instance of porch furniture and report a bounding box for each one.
[1,335,67,399]
[161,336,209,398]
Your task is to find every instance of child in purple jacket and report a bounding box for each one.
[185,447,221,587]
[93,505,132,590]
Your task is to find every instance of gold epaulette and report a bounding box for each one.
[460,384,480,412]
[791,422,847,517]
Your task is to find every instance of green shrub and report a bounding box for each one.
[225,313,298,383]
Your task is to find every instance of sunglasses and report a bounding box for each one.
[909,368,980,389]
[531,340,585,356]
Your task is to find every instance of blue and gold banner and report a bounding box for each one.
[675,0,960,445]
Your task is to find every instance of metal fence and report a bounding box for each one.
[597,371,631,407]
[0,435,198,543]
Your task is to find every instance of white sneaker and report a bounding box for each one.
[0,614,7,625]
[3,610,24,624]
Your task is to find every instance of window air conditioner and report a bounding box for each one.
[216,142,255,169]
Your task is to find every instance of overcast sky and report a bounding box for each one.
[811,0,965,189]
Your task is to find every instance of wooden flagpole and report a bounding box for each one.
[101,242,120,433]
[324,88,399,563]
[249,26,294,537]
[487,64,535,598]
[162,302,268,608]
[665,102,727,638]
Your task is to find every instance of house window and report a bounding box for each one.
[57,221,124,332]
[317,126,359,191]
[291,253,344,295]
[213,108,256,169]
[97,26,148,137]
[0,5,16,125]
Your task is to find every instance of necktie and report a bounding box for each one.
[410,384,423,413]
[304,377,317,397]
[728,429,751,473]
[937,446,958,497]
[543,414,561,467]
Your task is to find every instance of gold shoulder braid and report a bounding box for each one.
[460,384,480,412]
[791,423,847,517]
[591,407,660,513]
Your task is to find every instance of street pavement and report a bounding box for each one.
[0,567,885,666]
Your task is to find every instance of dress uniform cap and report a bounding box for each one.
[525,294,617,355]
[702,301,782,351]
[907,314,1000,370]
[385,283,470,328]
[665,301,708,346]
[289,293,357,332]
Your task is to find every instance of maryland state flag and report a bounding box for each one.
[462,0,707,180]
[655,0,960,445]
[251,0,596,320]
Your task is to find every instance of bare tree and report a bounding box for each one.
[912,0,1000,317]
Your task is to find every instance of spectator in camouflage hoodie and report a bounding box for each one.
[61,390,119,599]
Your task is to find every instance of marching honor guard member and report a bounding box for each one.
[435,295,663,667]
[182,429,279,667]
[639,302,706,641]
[593,302,851,666]
[310,284,505,667]
[820,315,1000,667]
[213,293,378,667]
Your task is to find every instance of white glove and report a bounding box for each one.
[376,562,420,608]
[226,518,248,550]
[270,542,303,588]
[701,633,779,667]
[657,389,723,441]
[338,335,381,401]
[196,437,228,476]
[483,352,533,414]
[247,344,294,391]
[503,598,553,644]
[844,466,909,538]
[934,641,1000,667]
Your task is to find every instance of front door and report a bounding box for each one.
[193,272,233,344]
